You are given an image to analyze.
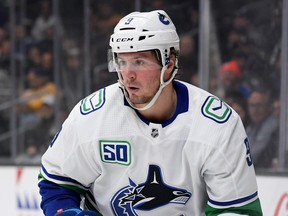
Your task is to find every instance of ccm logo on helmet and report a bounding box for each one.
[116,37,134,42]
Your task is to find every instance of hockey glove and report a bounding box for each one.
[55,208,99,216]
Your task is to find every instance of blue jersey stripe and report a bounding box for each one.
[41,164,89,189]
[208,191,258,206]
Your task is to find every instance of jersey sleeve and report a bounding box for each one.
[38,178,81,216]
[202,113,262,215]
[38,104,102,216]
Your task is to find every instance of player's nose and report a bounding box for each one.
[122,66,136,80]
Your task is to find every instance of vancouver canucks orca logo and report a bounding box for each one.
[158,12,170,25]
[111,165,191,215]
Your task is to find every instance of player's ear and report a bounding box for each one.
[166,54,176,74]
[163,54,176,82]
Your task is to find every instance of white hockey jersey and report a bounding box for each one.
[39,81,261,216]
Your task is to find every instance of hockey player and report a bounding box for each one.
[38,10,263,216]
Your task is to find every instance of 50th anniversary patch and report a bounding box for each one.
[100,140,131,166]
[201,96,232,123]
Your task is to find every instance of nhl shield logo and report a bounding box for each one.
[151,128,159,138]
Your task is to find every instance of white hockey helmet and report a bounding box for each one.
[109,10,180,110]
[109,10,179,68]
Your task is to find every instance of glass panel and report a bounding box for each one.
[4,0,285,171]
[210,0,286,172]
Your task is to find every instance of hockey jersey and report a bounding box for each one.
[38,80,262,216]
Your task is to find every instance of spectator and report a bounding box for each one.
[16,94,55,164]
[17,66,55,129]
[225,91,250,127]
[246,87,278,168]
[17,66,56,161]
[91,2,122,64]
[40,51,53,81]
[90,2,121,90]
[219,60,250,99]
[37,25,54,53]
[31,0,64,42]
[178,34,198,84]
[26,45,42,73]
[226,15,251,55]
[14,24,33,60]
[91,2,122,37]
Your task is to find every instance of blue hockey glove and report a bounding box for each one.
[55,208,99,216]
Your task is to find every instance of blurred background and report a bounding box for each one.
[0,0,287,214]
[0,0,288,172]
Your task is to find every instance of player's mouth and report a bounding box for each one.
[126,85,140,93]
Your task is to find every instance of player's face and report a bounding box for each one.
[248,92,271,124]
[117,51,162,106]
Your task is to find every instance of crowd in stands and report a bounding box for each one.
[212,0,282,170]
[0,0,284,170]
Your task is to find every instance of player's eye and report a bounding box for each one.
[134,59,145,66]
[117,59,127,68]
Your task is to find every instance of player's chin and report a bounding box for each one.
[129,97,144,105]
[129,95,150,105]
